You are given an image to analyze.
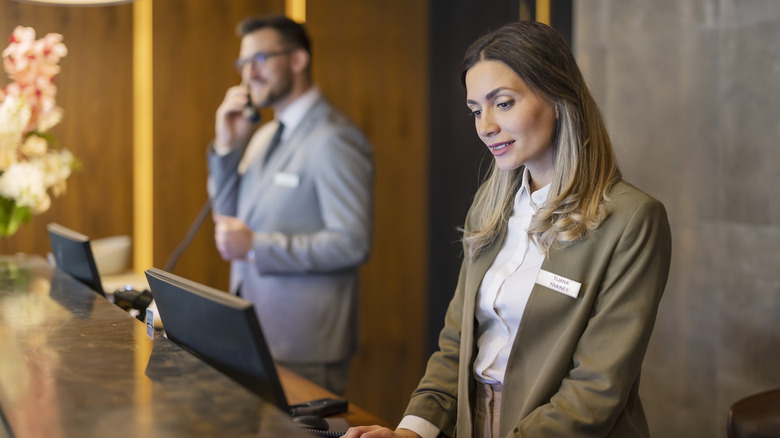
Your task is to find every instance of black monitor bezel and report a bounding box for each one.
[144,267,290,413]
[46,222,105,296]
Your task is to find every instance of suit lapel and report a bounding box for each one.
[239,98,330,223]
[264,97,328,174]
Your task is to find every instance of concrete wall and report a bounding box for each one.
[575,1,780,436]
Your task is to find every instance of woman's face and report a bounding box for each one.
[465,60,557,187]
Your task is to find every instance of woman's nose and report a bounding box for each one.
[476,113,499,138]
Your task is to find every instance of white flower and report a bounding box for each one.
[21,135,48,158]
[0,26,75,234]
[36,106,63,132]
[0,94,30,132]
[32,149,73,191]
[0,150,16,170]
[0,162,47,210]
[31,192,51,214]
[0,95,30,163]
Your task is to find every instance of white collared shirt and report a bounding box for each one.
[277,85,320,143]
[399,169,550,438]
[474,168,549,384]
[237,86,321,174]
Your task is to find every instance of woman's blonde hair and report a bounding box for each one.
[460,21,621,259]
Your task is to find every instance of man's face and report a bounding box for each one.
[238,28,295,110]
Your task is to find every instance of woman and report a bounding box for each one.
[346,21,672,438]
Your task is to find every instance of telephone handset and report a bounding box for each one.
[242,90,261,123]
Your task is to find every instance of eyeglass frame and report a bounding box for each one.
[234,48,297,73]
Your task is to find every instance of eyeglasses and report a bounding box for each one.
[234,49,295,73]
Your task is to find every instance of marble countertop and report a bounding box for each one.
[0,255,315,438]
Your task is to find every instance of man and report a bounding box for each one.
[207,15,374,395]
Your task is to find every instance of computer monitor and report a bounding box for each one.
[47,223,105,296]
[144,267,290,412]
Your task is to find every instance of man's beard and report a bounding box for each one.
[255,74,294,108]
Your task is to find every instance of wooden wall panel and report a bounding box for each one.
[307,1,430,425]
[150,0,282,286]
[0,1,133,258]
[152,1,432,425]
[1,0,431,427]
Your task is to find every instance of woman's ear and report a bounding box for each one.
[290,48,310,75]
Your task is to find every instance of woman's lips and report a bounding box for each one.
[488,140,514,156]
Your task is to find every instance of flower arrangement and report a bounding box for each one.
[0,26,77,237]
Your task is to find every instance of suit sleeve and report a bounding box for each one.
[251,125,374,274]
[513,199,672,437]
[206,142,244,217]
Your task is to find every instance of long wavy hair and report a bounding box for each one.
[460,21,621,260]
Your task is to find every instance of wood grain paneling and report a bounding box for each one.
[307,1,430,425]
[152,2,432,424]
[150,1,282,286]
[0,1,133,258]
[1,0,431,427]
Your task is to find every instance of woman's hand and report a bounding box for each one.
[343,426,420,438]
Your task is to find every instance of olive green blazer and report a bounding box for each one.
[405,180,672,437]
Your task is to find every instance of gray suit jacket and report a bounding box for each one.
[208,96,374,363]
[405,180,672,437]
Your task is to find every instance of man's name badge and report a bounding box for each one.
[535,270,581,299]
[273,172,300,188]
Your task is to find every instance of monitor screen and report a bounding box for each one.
[144,267,290,412]
[47,223,105,296]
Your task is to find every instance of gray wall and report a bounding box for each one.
[575,1,780,437]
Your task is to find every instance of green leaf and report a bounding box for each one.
[0,197,32,237]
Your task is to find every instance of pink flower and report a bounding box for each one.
[0,26,76,233]
[2,26,67,135]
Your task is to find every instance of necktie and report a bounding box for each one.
[263,121,285,166]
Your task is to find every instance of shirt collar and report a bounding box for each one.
[277,86,321,141]
[516,167,552,210]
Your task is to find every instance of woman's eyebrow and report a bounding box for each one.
[466,87,509,105]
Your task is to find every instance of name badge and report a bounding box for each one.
[535,269,581,299]
[273,172,300,188]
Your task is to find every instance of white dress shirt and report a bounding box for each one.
[237,86,322,174]
[473,168,549,384]
[399,168,550,437]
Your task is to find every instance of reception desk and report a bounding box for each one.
[0,255,385,437]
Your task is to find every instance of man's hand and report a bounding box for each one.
[214,214,253,261]
[214,85,257,154]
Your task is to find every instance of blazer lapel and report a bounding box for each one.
[457,228,508,437]
[463,231,507,316]
[240,98,330,224]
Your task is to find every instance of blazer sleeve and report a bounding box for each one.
[514,198,672,436]
[403,255,468,438]
[251,124,374,274]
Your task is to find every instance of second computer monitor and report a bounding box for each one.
[47,222,105,296]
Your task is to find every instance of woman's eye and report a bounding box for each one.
[469,109,482,118]
[497,100,513,109]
